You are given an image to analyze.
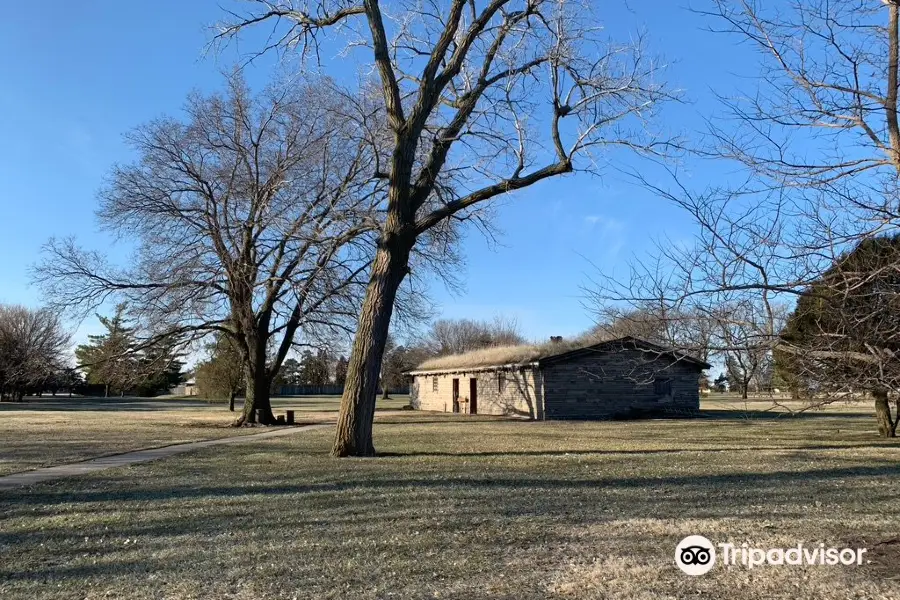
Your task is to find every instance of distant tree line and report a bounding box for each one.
[0,300,188,401]
[191,315,528,405]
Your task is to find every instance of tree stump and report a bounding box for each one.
[286,410,295,425]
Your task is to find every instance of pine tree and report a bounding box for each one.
[334,356,349,387]
[713,374,728,393]
[135,336,185,396]
[75,304,138,397]
[298,349,330,386]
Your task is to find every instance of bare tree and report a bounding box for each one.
[0,305,71,401]
[423,316,525,356]
[713,299,786,400]
[585,294,718,364]
[35,73,382,425]
[593,1,900,433]
[703,0,900,188]
[589,308,671,346]
[217,0,673,455]
[697,0,900,261]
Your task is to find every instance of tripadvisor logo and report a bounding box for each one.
[674,536,869,576]
[675,535,716,575]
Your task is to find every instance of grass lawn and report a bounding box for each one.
[1,399,899,599]
[0,395,409,477]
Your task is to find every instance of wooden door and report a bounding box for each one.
[469,378,478,414]
[452,378,460,413]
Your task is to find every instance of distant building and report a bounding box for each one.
[407,336,710,420]
[170,379,197,397]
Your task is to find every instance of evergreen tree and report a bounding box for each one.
[381,344,430,399]
[299,349,330,386]
[134,337,185,396]
[334,356,349,387]
[777,234,900,436]
[713,374,728,393]
[284,358,302,385]
[75,304,138,397]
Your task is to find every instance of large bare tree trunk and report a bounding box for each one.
[874,389,897,438]
[332,240,411,457]
[236,367,275,425]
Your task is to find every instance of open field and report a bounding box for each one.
[0,395,409,477]
[1,398,898,599]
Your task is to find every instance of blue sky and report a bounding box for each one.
[0,1,759,345]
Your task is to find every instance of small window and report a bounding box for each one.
[654,378,672,396]
[498,371,507,392]
[432,377,439,393]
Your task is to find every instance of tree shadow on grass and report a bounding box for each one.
[695,409,875,420]
[376,442,900,458]
[2,462,898,593]
[3,463,897,509]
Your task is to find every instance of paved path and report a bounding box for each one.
[0,424,332,491]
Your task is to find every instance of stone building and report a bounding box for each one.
[407,336,710,419]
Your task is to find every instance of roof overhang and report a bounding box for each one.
[405,362,539,377]
[406,336,712,374]
[537,337,712,370]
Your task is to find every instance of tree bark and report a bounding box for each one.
[229,391,235,412]
[332,239,412,457]
[234,362,276,426]
[896,398,900,437]
[886,2,900,167]
[874,389,897,438]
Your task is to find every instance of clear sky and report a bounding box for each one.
[0,1,759,345]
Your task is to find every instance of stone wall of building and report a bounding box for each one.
[409,345,703,420]
[410,367,543,418]
[541,347,701,419]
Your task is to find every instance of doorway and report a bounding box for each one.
[469,378,478,414]
[452,378,460,413]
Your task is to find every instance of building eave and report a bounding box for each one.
[406,362,540,377]
[407,336,712,375]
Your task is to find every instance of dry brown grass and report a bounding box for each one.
[414,342,549,371]
[1,400,898,599]
[0,395,409,476]
[0,404,251,477]
[411,335,706,372]
[413,337,601,371]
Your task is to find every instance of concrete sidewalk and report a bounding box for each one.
[0,423,331,491]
